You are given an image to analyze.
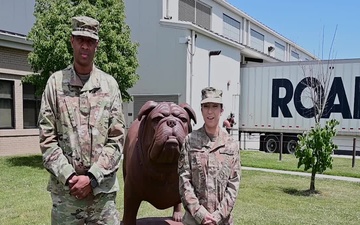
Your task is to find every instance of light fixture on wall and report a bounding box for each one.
[268,46,275,53]
[209,50,221,56]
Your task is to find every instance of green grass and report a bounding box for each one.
[241,150,360,178]
[237,170,360,225]
[1,154,360,224]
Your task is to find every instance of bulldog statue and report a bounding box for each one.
[122,101,196,225]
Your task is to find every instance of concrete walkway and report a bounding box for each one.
[243,166,360,183]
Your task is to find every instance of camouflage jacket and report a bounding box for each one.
[39,65,125,196]
[178,126,241,225]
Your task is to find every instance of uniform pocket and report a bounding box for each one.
[89,93,111,137]
[189,151,207,195]
[56,95,77,156]
[57,97,78,129]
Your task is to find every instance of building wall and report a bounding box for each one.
[124,0,190,126]
[0,46,38,156]
[190,33,241,129]
[0,0,319,155]
[125,0,241,130]
[162,0,315,61]
[0,46,31,71]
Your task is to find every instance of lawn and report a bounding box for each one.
[241,150,360,178]
[1,154,360,225]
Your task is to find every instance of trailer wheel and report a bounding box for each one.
[285,139,297,154]
[264,135,279,153]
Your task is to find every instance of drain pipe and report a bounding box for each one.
[164,0,172,19]
[189,30,195,107]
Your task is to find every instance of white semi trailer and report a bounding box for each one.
[239,59,360,155]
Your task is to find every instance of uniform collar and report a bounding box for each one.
[199,126,227,150]
[69,64,101,91]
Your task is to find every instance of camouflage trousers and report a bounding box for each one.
[51,191,119,225]
[182,211,200,225]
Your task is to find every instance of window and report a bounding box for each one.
[223,14,240,42]
[179,0,211,30]
[291,50,300,60]
[275,42,285,61]
[0,80,14,129]
[23,83,41,128]
[250,29,264,52]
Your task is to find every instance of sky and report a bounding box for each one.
[228,0,360,60]
[0,0,35,35]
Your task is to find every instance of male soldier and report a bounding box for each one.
[38,16,125,224]
[178,87,241,225]
[223,118,231,134]
[223,113,236,134]
[228,113,236,128]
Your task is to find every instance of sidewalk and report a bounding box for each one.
[243,166,360,183]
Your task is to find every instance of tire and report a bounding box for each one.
[285,137,298,154]
[264,135,279,153]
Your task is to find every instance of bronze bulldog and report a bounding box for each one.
[122,101,196,225]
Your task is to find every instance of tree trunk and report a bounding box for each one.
[310,169,316,192]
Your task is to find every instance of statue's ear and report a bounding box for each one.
[179,102,197,125]
[137,101,158,121]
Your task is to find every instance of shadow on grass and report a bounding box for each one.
[283,187,320,197]
[6,155,44,169]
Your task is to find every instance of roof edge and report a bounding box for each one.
[0,31,32,51]
[159,19,245,51]
[214,0,318,60]
[159,20,280,62]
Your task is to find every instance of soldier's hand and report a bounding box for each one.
[69,175,92,199]
[203,213,216,224]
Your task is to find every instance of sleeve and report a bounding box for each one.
[212,142,241,224]
[39,75,76,185]
[88,85,125,187]
[178,136,209,224]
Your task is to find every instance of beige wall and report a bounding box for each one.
[0,46,39,156]
[0,46,31,71]
[0,131,39,156]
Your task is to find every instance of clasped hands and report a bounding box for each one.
[68,175,93,200]
[203,213,217,225]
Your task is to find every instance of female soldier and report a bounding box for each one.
[178,87,241,225]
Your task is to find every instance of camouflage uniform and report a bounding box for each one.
[39,16,125,225]
[178,87,241,225]
[39,64,125,224]
[178,127,241,225]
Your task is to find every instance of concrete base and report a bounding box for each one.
[121,217,183,225]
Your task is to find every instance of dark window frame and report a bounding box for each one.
[223,14,241,42]
[23,83,41,129]
[291,50,300,59]
[0,80,15,129]
[250,29,265,52]
[275,41,286,60]
[179,0,211,30]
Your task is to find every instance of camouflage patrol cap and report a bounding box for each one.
[201,87,223,104]
[71,16,99,40]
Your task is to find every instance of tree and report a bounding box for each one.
[24,0,139,101]
[295,119,339,192]
[295,25,339,193]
